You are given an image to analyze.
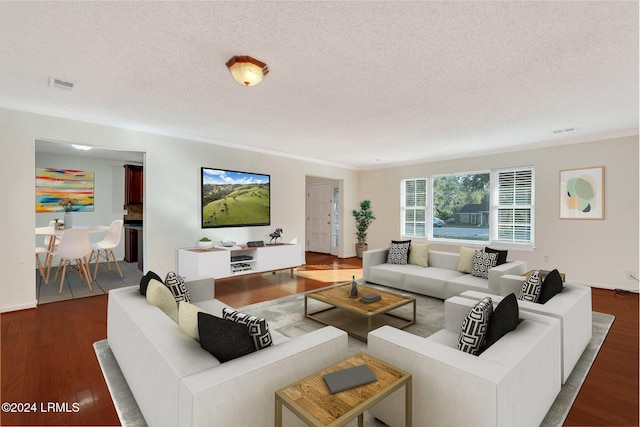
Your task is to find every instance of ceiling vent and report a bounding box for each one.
[49,76,74,90]
[552,127,577,134]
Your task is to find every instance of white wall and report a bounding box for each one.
[3,105,637,313]
[358,136,639,291]
[1,107,359,312]
[34,152,127,263]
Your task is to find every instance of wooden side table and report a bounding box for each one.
[275,352,412,427]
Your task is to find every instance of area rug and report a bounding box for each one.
[94,286,614,427]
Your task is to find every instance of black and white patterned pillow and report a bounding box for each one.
[471,250,498,279]
[387,240,411,265]
[484,247,508,265]
[222,308,273,350]
[458,297,493,355]
[164,271,191,303]
[518,270,541,302]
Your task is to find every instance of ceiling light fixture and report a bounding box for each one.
[226,55,269,86]
[71,144,92,151]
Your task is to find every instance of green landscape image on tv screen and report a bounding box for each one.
[201,167,270,228]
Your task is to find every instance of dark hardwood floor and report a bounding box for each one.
[1,253,637,426]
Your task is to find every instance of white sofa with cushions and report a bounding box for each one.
[461,273,592,384]
[107,279,349,427]
[363,244,527,299]
[367,296,562,427]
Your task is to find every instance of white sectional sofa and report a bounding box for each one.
[107,284,349,427]
[461,278,592,384]
[367,296,562,427]
[363,247,527,299]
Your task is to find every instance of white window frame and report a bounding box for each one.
[400,167,535,248]
[400,178,428,238]
[491,166,535,247]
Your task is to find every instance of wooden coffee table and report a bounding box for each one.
[275,352,412,427]
[304,283,416,341]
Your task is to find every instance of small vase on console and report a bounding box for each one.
[64,212,73,229]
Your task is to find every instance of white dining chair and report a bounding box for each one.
[35,220,60,277]
[90,219,124,279]
[35,246,50,284]
[51,228,93,294]
[44,220,61,248]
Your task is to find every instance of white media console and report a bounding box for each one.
[177,243,303,281]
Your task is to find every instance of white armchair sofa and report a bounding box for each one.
[107,283,349,427]
[364,247,527,299]
[462,277,592,384]
[367,296,561,427]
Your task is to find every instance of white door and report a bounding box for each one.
[307,183,333,254]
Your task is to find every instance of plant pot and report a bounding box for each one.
[355,243,368,259]
[198,241,213,250]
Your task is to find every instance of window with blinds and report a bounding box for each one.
[491,167,535,244]
[401,178,427,237]
[400,167,534,247]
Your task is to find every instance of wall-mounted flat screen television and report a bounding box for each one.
[201,167,270,228]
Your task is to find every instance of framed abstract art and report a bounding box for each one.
[559,166,604,220]
[35,168,95,213]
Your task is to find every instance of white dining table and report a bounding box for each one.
[35,225,109,283]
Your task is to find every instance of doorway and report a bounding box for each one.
[34,139,145,299]
[306,178,341,255]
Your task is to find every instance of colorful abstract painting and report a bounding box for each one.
[559,166,604,220]
[36,168,95,212]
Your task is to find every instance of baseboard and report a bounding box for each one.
[0,299,37,313]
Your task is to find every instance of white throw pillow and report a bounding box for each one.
[179,301,205,341]
[408,243,430,267]
[146,279,178,323]
[457,246,476,273]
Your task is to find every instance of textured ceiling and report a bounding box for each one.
[1,1,638,169]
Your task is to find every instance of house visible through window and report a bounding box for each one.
[400,166,534,246]
[432,172,490,241]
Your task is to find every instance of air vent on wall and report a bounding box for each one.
[49,76,74,90]
[552,127,577,134]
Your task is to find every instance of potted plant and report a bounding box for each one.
[352,199,376,258]
[198,237,213,250]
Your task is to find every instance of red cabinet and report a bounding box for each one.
[124,165,143,204]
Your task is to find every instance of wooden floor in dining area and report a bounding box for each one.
[1,252,638,426]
